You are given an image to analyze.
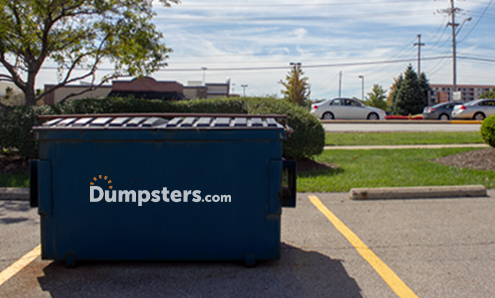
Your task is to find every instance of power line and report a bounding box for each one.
[458,0,494,44]
[159,11,434,22]
[177,0,436,9]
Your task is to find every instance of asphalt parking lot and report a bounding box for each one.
[1,191,495,298]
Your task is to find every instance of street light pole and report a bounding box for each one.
[413,34,425,74]
[290,62,301,71]
[358,75,364,101]
[201,67,207,85]
[241,84,248,97]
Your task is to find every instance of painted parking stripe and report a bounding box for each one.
[308,195,418,298]
[0,245,41,287]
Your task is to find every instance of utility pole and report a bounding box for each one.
[338,71,342,97]
[447,0,459,93]
[413,34,425,74]
[441,0,471,100]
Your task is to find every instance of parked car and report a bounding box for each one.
[310,98,387,120]
[452,99,495,120]
[422,101,462,120]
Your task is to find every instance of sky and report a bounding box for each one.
[4,0,495,100]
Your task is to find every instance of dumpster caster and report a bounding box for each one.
[64,253,77,268]
[244,254,256,268]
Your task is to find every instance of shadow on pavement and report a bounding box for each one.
[0,200,36,225]
[37,243,362,297]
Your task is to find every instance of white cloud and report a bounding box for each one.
[3,0,493,99]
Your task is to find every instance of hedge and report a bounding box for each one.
[0,97,324,159]
[481,114,495,148]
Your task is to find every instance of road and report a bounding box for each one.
[323,122,481,132]
[2,192,495,297]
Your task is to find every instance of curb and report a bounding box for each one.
[1,186,490,201]
[0,188,29,201]
[451,120,483,124]
[349,185,488,200]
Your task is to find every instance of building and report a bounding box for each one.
[43,77,231,104]
[107,77,184,100]
[183,80,231,99]
[429,84,495,104]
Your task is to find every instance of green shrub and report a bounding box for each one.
[0,106,38,158]
[0,97,324,160]
[245,97,324,159]
[480,114,495,148]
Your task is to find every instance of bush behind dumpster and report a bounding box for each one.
[0,97,324,160]
[480,114,495,148]
[244,97,324,159]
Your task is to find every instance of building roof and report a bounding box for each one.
[107,91,185,101]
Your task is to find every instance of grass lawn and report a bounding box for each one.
[0,173,29,188]
[325,131,483,146]
[298,147,495,192]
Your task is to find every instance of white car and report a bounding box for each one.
[310,98,387,120]
[452,98,495,120]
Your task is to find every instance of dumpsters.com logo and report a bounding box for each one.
[90,175,231,206]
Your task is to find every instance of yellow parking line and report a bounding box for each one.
[0,245,41,287]
[308,195,418,298]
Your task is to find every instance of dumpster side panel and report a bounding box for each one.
[39,134,284,262]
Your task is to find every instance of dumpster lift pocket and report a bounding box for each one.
[29,160,39,208]
[268,159,297,214]
[281,160,297,207]
[35,160,53,217]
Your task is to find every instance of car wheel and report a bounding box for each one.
[322,112,334,120]
[473,113,485,121]
[367,113,379,120]
[439,114,449,120]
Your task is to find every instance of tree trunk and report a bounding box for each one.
[24,72,38,106]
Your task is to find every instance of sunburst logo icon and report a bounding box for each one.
[90,175,113,189]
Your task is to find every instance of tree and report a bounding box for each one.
[279,64,310,106]
[418,72,431,105]
[388,74,403,108]
[480,87,495,99]
[390,65,429,115]
[0,0,178,106]
[364,84,388,111]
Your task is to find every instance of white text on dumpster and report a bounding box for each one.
[90,186,232,206]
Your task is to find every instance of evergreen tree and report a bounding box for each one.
[391,65,428,115]
[279,64,310,106]
[389,75,403,114]
[418,72,431,106]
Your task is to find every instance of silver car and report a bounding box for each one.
[452,98,495,120]
[310,98,387,120]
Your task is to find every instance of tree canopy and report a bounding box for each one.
[0,0,178,106]
[279,64,310,106]
[364,84,388,111]
[390,65,429,115]
[480,87,495,99]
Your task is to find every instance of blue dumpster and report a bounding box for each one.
[31,114,296,266]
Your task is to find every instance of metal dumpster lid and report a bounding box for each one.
[34,113,288,130]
